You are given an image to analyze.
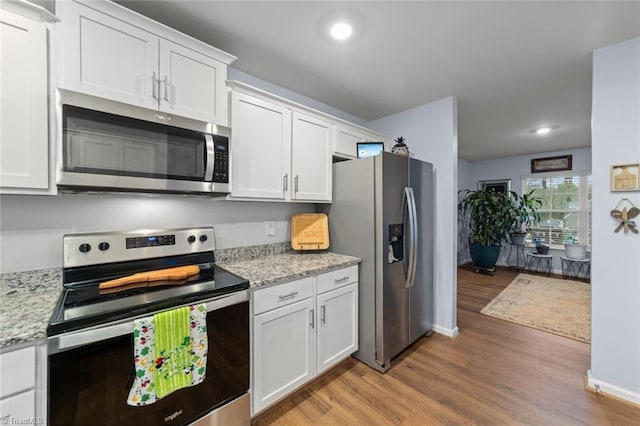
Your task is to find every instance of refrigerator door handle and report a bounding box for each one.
[403,187,418,288]
[402,187,412,288]
[407,187,419,288]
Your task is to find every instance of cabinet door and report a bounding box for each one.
[57,2,159,110]
[158,40,228,125]
[291,112,333,202]
[230,91,291,200]
[252,298,315,415]
[0,10,48,189]
[316,283,358,374]
[335,126,366,159]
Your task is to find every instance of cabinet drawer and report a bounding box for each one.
[317,265,358,294]
[0,346,35,398]
[253,277,314,315]
[0,390,35,420]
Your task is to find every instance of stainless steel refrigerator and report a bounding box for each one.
[320,152,434,372]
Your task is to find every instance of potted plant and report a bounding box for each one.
[507,189,542,245]
[458,187,514,270]
[564,236,588,259]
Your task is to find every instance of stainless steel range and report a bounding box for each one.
[47,227,250,425]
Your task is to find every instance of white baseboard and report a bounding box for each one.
[432,325,459,338]
[586,369,640,406]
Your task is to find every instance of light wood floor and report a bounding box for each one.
[253,265,640,425]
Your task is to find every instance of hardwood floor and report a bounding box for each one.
[253,265,640,425]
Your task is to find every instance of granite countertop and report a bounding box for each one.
[219,251,360,288]
[0,245,359,350]
[0,268,62,350]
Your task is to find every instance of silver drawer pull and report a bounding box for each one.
[278,291,299,300]
[334,276,350,284]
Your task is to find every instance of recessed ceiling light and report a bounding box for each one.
[330,22,352,40]
[529,126,558,136]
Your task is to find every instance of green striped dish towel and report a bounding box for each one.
[154,306,192,399]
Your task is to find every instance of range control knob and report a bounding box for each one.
[199,234,208,243]
[187,235,196,244]
[98,242,110,251]
[79,243,92,253]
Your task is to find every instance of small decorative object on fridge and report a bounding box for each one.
[391,136,410,157]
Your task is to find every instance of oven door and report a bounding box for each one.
[47,291,249,426]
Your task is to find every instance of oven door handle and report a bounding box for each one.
[48,290,248,355]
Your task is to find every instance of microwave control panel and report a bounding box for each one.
[213,136,229,183]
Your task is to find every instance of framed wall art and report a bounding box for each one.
[478,179,511,195]
[610,163,640,191]
[531,155,572,173]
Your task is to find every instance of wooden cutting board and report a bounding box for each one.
[291,213,330,251]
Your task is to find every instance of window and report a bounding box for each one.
[522,172,592,246]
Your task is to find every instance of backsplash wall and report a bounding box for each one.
[0,194,313,273]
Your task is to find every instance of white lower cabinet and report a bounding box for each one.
[251,266,358,416]
[316,283,358,374]
[0,344,46,423]
[252,298,316,412]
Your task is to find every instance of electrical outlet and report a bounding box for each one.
[265,221,276,236]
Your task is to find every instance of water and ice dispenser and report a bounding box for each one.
[387,224,404,264]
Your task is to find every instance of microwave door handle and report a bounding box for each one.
[204,134,215,181]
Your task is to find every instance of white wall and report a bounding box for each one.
[457,159,472,265]
[588,36,640,405]
[0,194,313,273]
[468,147,591,193]
[370,97,459,337]
[464,147,592,272]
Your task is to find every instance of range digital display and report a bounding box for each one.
[126,234,176,249]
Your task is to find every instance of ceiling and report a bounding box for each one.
[117,1,640,161]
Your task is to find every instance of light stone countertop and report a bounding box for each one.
[218,251,361,289]
[0,268,62,350]
[0,248,359,349]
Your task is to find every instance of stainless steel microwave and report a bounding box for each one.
[56,91,230,195]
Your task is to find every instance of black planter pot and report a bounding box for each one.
[469,243,501,269]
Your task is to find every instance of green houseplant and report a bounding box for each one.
[458,187,514,270]
[507,189,542,245]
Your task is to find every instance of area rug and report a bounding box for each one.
[480,273,590,343]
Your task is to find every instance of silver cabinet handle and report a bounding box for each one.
[294,175,299,193]
[283,174,288,191]
[152,72,159,100]
[163,75,170,102]
[278,291,298,300]
[320,305,326,324]
[334,276,350,284]
[310,308,315,328]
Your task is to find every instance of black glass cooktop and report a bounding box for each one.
[48,256,249,336]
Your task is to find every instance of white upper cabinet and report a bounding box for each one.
[230,91,291,200]
[0,6,51,192]
[57,3,159,110]
[291,112,333,202]
[335,124,389,159]
[158,40,228,123]
[56,1,234,126]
